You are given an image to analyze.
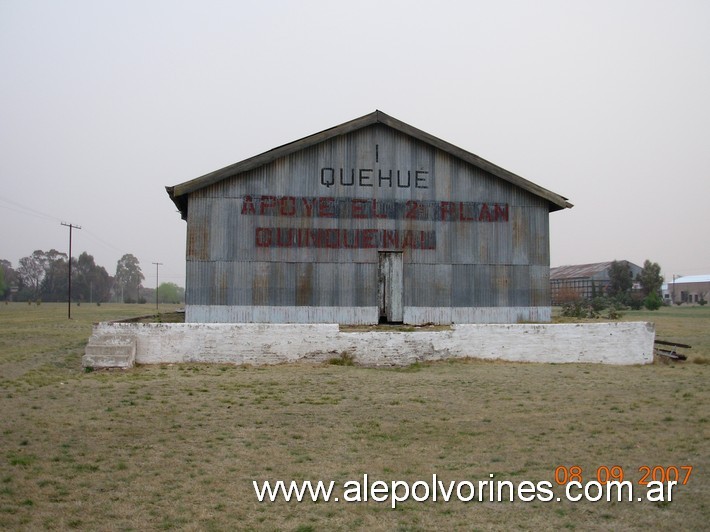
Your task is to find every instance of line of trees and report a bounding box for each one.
[562,259,665,318]
[1,251,183,304]
[607,259,664,310]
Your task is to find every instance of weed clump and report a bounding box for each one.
[561,299,625,320]
[327,352,355,366]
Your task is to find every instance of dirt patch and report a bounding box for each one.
[116,311,185,324]
[339,323,453,332]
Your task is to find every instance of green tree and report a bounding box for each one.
[157,282,185,304]
[115,254,144,303]
[643,292,663,311]
[637,260,663,298]
[41,250,69,302]
[16,250,72,301]
[1,260,18,300]
[17,250,47,300]
[74,252,112,303]
[606,260,633,300]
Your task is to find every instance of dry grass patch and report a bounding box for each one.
[0,303,708,530]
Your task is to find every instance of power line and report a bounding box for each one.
[0,196,62,223]
[0,195,129,256]
[1,196,186,285]
[0,195,151,267]
[0,198,60,223]
[0,203,55,222]
[81,227,130,255]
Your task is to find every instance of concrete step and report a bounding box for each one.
[82,334,136,369]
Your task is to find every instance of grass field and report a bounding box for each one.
[0,303,708,530]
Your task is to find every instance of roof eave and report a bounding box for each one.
[166,186,188,220]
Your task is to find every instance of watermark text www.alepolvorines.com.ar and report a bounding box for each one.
[253,471,687,509]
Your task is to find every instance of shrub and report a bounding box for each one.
[328,352,355,366]
[590,297,609,312]
[556,286,582,305]
[643,292,662,311]
[561,301,598,319]
[605,305,623,320]
[627,294,644,310]
[560,301,583,318]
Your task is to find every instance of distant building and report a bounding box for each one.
[550,261,642,305]
[662,275,710,305]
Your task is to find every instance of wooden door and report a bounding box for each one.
[378,252,403,323]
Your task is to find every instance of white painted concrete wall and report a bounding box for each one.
[86,321,655,367]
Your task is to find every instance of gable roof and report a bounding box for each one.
[166,110,573,219]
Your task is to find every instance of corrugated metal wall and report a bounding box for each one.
[185,124,551,323]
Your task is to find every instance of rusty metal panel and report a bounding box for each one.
[530,265,551,306]
[185,198,211,261]
[188,260,378,308]
[404,264,452,308]
[185,123,553,323]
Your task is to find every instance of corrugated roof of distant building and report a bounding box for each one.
[550,261,641,280]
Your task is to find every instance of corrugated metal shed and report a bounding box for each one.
[551,261,642,280]
[550,260,642,304]
[168,110,572,324]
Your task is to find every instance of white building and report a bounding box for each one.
[662,275,710,305]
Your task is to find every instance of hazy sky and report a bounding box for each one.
[2,0,709,288]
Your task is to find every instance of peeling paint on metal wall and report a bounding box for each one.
[185,124,552,323]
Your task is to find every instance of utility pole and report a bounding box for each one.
[61,222,81,319]
[152,262,162,310]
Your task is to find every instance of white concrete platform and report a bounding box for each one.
[82,334,136,368]
[82,321,655,368]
